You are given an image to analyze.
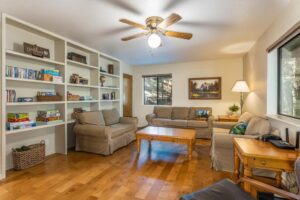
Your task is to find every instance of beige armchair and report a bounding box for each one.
[74,109,138,155]
[211,112,274,172]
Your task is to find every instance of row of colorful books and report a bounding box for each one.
[5,65,63,83]
[36,110,62,125]
[6,110,62,131]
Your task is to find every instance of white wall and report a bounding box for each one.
[244,0,300,116]
[133,58,243,126]
[243,0,300,140]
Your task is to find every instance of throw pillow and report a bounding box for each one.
[230,122,248,135]
[196,110,210,118]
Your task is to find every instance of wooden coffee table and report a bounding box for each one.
[136,126,196,160]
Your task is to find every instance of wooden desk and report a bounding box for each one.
[217,115,239,122]
[136,126,196,160]
[233,138,299,192]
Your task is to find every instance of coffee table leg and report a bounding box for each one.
[188,140,193,160]
[136,137,141,154]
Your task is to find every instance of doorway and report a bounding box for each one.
[123,73,133,117]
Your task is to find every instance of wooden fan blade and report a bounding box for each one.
[121,32,147,41]
[158,13,182,28]
[164,30,193,40]
[119,19,147,30]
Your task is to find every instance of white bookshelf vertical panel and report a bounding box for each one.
[1,14,5,179]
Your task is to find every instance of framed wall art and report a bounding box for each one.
[188,77,222,100]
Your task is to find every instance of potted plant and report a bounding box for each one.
[228,104,240,116]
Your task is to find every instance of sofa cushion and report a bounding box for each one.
[154,106,172,119]
[245,117,271,135]
[172,107,189,120]
[152,118,170,126]
[168,119,187,127]
[110,123,135,138]
[77,111,105,126]
[102,109,120,125]
[189,107,212,120]
[238,112,253,123]
[187,120,208,128]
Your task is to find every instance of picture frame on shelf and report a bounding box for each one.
[23,42,50,58]
[188,77,222,100]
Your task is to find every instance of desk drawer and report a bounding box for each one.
[253,158,294,171]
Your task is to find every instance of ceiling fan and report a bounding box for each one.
[119,13,193,48]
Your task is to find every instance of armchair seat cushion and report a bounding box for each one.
[180,179,253,200]
[110,123,135,138]
[187,120,208,128]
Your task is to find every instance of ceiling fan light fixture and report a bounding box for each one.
[148,33,161,48]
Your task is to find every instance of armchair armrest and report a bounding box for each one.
[213,131,259,150]
[73,124,111,139]
[213,121,236,129]
[120,117,138,130]
[146,113,156,125]
[238,177,300,200]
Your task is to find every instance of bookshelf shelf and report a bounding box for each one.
[6,50,65,66]
[67,100,99,104]
[6,122,65,135]
[100,87,120,90]
[6,101,65,106]
[6,77,65,85]
[67,59,98,70]
[100,99,120,102]
[100,72,120,78]
[67,83,99,89]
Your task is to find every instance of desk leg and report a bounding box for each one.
[188,140,193,160]
[244,167,252,192]
[275,171,282,187]
[234,147,240,179]
[136,137,141,154]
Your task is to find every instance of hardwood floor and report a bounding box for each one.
[0,140,233,200]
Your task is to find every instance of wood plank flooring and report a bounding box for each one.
[0,140,233,200]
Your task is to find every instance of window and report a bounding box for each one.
[143,74,172,105]
[278,33,300,119]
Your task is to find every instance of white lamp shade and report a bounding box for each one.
[232,81,250,92]
[148,33,161,48]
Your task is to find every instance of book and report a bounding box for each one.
[7,113,29,120]
[6,120,36,131]
[36,120,63,126]
[37,110,61,118]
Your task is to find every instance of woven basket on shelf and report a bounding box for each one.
[12,140,45,170]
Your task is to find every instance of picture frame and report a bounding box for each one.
[188,77,222,100]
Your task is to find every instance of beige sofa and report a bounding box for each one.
[211,112,275,172]
[146,106,214,139]
[73,109,138,155]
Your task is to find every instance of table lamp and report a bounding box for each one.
[231,80,250,114]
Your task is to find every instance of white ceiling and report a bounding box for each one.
[0,0,290,65]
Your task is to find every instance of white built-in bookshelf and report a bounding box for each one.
[0,14,122,179]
